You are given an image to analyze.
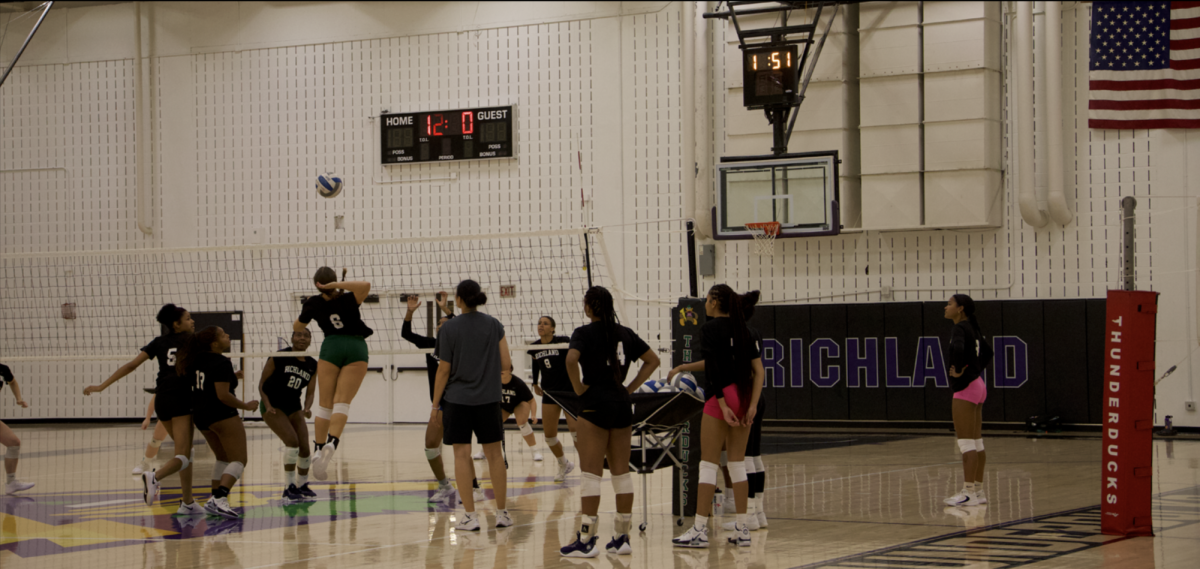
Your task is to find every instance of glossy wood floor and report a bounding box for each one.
[1,423,1197,568]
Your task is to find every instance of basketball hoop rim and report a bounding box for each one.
[745,222,781,237]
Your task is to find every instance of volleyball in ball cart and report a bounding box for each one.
[316,173,343,198]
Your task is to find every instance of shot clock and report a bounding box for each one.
[742,45,799,109]
[380,105,515,164]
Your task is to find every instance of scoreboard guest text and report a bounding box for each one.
[380,105,516,164]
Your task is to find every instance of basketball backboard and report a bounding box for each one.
[713,151,840,240]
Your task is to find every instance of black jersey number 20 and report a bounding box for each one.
[287,376,303,389]
[330,314,344,329]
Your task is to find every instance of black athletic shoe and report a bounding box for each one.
[296,483,318,499]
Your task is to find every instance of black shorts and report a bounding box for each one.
[264,390,303,416]
[746,397,766,457]
[442,401,504,445]
[579,398,633,430]
[154,389,192,422]
[194,407,239,431]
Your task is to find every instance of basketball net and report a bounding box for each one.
[745,222,781,255]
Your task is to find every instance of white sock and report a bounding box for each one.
[580,514,596,540]
[6,473,14,483]
[285,470,296,487]
[694,514,708,530]
[558,455,568,466]
[297,474,308,486]
[438,478,451,487]
[736,513,748,527]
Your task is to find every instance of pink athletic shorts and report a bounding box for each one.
[704,383,750,420]
[952,377,987,405]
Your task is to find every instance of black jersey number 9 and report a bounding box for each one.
[330,314,344,329]
[195,371,205,391]
[543,359,552,369]
[167,348,177,366]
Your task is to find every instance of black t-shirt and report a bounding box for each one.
[529,336,571,391]
[569,322,651,404]
[299,292,373,338]
[262,349,317,406]
[190,351,239,413]
[501,374,535,411]
[401,320,442,401]
[141,332,191,392]
[700,317,762,399]
[0,363,12,385]
[948,321,983,392]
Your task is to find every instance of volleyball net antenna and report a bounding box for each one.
[0,228,615,363]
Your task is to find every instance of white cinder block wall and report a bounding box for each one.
[1,1,1197,427]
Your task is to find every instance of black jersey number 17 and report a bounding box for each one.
[195,371,205,391]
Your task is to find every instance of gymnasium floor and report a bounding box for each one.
[1,423,1197,569]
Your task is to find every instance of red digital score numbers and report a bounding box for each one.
[426,112,475,136]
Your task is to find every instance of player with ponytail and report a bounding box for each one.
[560,286,660,558]
[295,267,373,480]
[85,304,201,514]
[943,294,991,507]
[671,285,764,549]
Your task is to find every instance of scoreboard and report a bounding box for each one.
[380,105,516,164]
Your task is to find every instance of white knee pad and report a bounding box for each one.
[175,454,190,471]
[744,457,757,474]
[974,439,985,452]
[284,447,300,465]
[612,473,633,495]
[720,450,728,466]
[5,445,19,459]
[213,460,230,481]
[728,461,748,484]
[425,447,442,460]
[314,406,333,420]
[957,439,977,454]
[752,456,765,471]
[519,422,534,437]
[224,461,245,481]
[699,460,719,487]
[581,472,602,497]
[298,455,311,469]
[148,438,163,449]
[544,436,559,447]
[332,402,351,416]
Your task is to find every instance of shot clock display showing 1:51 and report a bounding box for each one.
[379,105,516,164]
[741,45,799,109]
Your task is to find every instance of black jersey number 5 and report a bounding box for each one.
[167,348,177,366]
[330,314,344,329]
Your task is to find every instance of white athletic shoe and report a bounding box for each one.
[555,459,575,483]
[455,512,481,531]
[207,496,240,519]
[474,487,486,503]
[721,516,759,532]
[174,501,205,516]
[727,523,751,547]
[430,483,455,503]
[495,509,513,528]
[757,508,768,528]
[142,471,160,505]
[5,479,35,495]
[672,524,709,548]
[132,461,149,476]
[312,445,335,481]
[533,451,544,462]
[943,489,981,506]
[472,450,485,460]
[974,488,988,505]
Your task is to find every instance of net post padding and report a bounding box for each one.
[745,222,781,255]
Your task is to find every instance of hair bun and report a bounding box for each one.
[156,304,181,326]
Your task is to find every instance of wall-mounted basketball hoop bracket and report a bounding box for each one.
[704,1,846,156]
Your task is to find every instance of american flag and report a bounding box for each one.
[1089,1,1200,129]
